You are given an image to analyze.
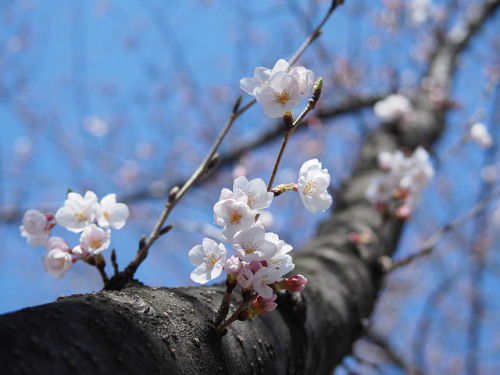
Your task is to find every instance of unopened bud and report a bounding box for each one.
[274,274,307,292]
[246,294,278,318]
[168,186,179,203]
[224,256,242,275]
[282,111,294,130]
[237,267,254,289]
[312,77,323,103]
[233,95,242,113]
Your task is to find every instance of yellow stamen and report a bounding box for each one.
[227,211,242,225]
[204,254,219,268]
[275,90,290,104]
[244,241,258,255]
[303,180,319,195]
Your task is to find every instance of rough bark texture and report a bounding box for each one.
[1,2,498,374]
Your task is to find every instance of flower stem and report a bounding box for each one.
[213,275,237,326]
[217,292,258,337]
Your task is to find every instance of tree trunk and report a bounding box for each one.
[1,1,498,372]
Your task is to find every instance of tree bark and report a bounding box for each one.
[1,1,498,374]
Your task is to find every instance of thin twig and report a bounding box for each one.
[111,249,119,276]
[288,0,345,67]
[94,255,109,284]
[213,276,237,327]
[383,187,500,272]
[217,292,258,337]
[121,2,341,281]
[267,91,322,192]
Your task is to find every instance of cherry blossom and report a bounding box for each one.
[274,274,308,292]
[189,238,227,284]
[252,266,281,298]
[290,66,315,97]
[46,236,71,253]
[246,294,278,318]
[366,147,435,217]
[240,59,315,118]
[469,122,493,148]
[232,225,277,262]
[265,232,295,277]
[224,255,242,274]
[20,209,50,246]
[236,266,254,289]
[232,176,273,212]
[373,94,414,123]
[55,191,100,233]
[240,59,289,96]
[96,193,129,229]
[297,159,333,214]
[255,71,302,118]
[78,224,111,255]
[42,249,73,279]
[213,198,255,241]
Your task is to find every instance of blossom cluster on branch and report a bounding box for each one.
[20,191,129,279]
[189,159,332,319]
[365,147,434,219]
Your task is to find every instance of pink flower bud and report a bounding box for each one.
[224,256,242,274]
[246,294,278,318]
[237,266,254,289]
[274,274,308,292]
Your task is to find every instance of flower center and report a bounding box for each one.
[303,180,319,195]
[204,253,219,268]
[244,242,258,255]
[227,211,242,225]
[274,90,290,104]
[269,258,281,270]
[91,239,102,249]
[75,211,87,220]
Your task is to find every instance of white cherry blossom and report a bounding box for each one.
[290,65,315,97]
[213,198,255,242]
[373,94,414,123]
[55,191,100,233]
[252,266,281,298]
[470,122,493,148]
[42,249,73,279]
[232,225,277,262]
[97,194,129,229]
[20,209,50,246]
[78,224,111,255]
[232,176,273,211]
[189,238,227,284]
[240,59,289,96]
[297,159,333,214]
[255,71,302,118]
[265,232,295,278]
[46,236,71,253]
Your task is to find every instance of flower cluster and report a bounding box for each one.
[240,59,314,118]
[365,147,434,219]
[373,94,414,124]
[189,160,333,317]
[20,191,129,279]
